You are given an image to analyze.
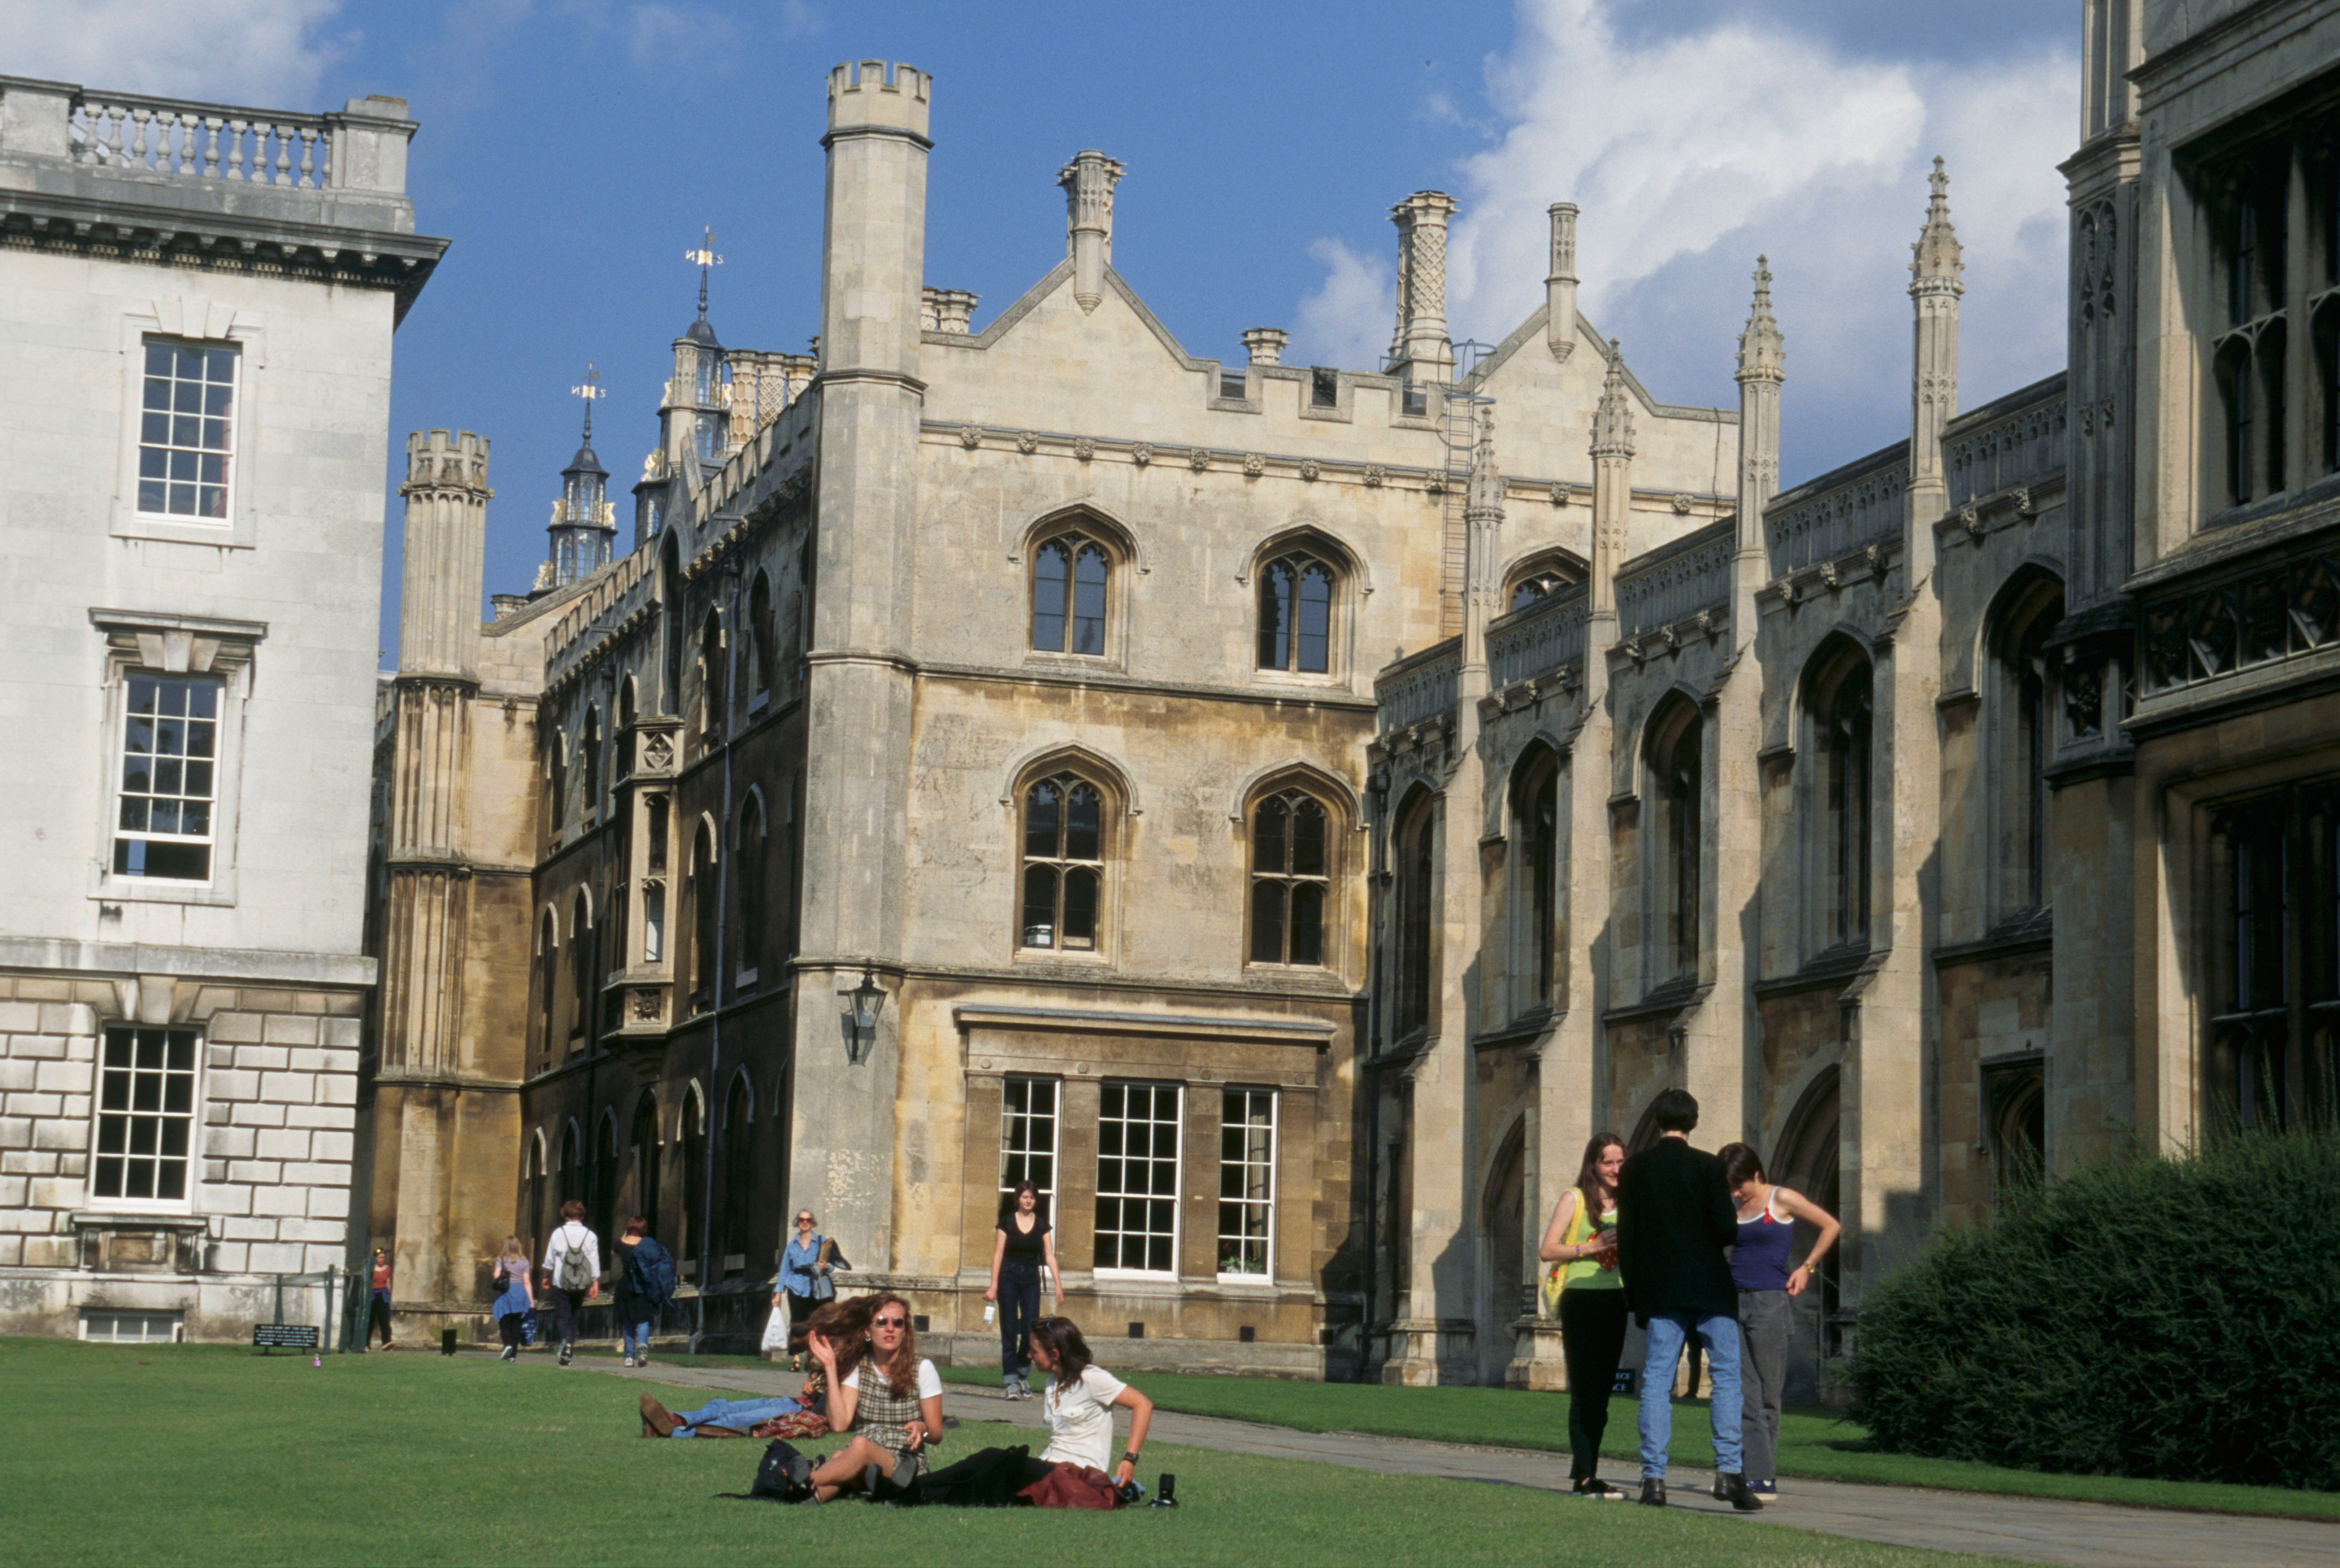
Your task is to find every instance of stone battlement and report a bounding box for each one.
[825,60,930,136]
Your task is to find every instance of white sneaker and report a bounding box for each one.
[499,1345,517,1363]
[623,1355,635,1367]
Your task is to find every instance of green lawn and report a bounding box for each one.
[0,1338,2016,1568]
[939,1363,2340,1521]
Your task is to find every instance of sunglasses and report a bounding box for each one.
[873,1316,908,1329]
[796,1217,814,1224]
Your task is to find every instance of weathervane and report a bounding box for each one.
[570,362,605,440]
[685,227,724,317]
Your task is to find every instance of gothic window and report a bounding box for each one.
[92,1026,197,1203]
[1393,793,1437,1038]
[699,611,724,733]
[1257,551,1337,675]
[581,708,602,818]
[2212,787,2340,1131]
[2213,145,2293,507]
[616,678,637,780]
[547,733,567,836]
[1249,789,1332,967]
[114,674,220,881]
[591,1111,619,1257]
[1019,771,1106,953]
[678,1088,706,1270]
[629,1093,660,1239]
[570,892,594,1049]
[1031,531,1110,656]
[748,571,777,698]
[558,1121,580,1213]
[736,793,766,984]
[136,339,237,520]
[1505,554,1582,612]
[1648,698,1703,981]
[1808,645,1874,949]
[721,1073,754,1270]
[660,536,684,715]
[527,1133,549,1247]
[690,820,717,1009]
[603,885,627,1033]
[1512,750,1561,1007]
[536,911,559,1064]
[1991,576,2065,917]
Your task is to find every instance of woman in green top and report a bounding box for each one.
[1538,1132,1627,1498]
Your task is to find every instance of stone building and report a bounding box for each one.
[0,76,441,1340]
[369,0,2340,1383]
[1367,0,2340,1395]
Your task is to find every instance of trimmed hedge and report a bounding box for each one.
[1850,1128,2340,1490]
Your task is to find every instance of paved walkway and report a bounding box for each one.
[517,1353,2335,1568]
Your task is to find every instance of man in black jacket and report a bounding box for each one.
[1615,1088,1761,1511]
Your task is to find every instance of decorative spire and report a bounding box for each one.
[1736,257,1785,384]
[1910,157,1963,296]
[685,226,724,320]
[571,362,604,443]
[1591,338,1635,460]
[1466,405,1503,517]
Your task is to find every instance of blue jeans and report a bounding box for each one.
[669,1395,801,1438]
[1638,1310,1744,1479]
[621,1320,651,1357]
[998,1268,1041,1383]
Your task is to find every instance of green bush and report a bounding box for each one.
[1850,1127,2340,1490]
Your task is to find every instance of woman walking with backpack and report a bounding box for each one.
[542,1200,601,1367]
[611,1216,674,1368]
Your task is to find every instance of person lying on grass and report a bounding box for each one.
[780,1292,944,1503]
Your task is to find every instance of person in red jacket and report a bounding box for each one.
[1614,1088,1762,1512]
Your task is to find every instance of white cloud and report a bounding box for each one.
[1,0,346,107]
[1291,237,1395,374]
[1297,0,2079,474]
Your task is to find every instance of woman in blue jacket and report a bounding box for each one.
[777,1209,835,1371]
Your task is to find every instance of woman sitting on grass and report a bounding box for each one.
[780,1293,943,1503]
[909,1315,1154,1510]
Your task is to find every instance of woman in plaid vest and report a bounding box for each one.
[797,1292,944,1503]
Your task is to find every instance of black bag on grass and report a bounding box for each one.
[718,1439,808,1502]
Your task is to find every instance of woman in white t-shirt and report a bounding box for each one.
[1029,1316,1154,1489]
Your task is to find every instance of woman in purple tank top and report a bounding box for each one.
[1716,1143,1840,1501]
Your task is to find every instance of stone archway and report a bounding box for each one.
[1479,1119,1527,1385]
[1772,1066,1841,1401]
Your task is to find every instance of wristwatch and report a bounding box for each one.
[1121,1451,1141,1467]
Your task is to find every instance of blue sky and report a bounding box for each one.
[21,1,2079,656]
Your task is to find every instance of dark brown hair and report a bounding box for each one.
[1718,1142,1766,1188]
[1575,1132,1625,1227]
[1028,1315,1094,1393]
[623,1215,647,1238]
[804,1295,873,1389]
[999,1180,1046,1221]
[866,1292,920,1399]
[560,1199,586,1221]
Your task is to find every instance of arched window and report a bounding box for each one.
[536,911,559,1062]
[581,708,602,815]
[1649,698,1703,981]
[690,820,717,1007]
[1257,551,1336,674]
[699,611,725,732]
[526,1132,548,1249]
[1512,750,1560,1007]
[748,571,777,697]
[737,793,767,982]
[558,1121,580,1215]
[660,536,684,716]
[546,734,567,834]
[721,1073,753,1271]
[678,1087,706,1271]
[1808,645,1873,948]
[1505,554,1582,612]
[591,1111,619,1256]
[1393,793,1436,1037]
[629,1093,660,1237]
[1031,531,1110,655]
[615,678,638,780]
[1990,576,2065,917]
[1249,788,1332,966]
[570,893,594,1049]
[1019,772,1106,952]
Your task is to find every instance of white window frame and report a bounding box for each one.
[134,337,239,524]
[88,610,261,908]
[1093,1080,1182,1278]
[80,1310,185,1344]
[1216,1086,1277,1282]
[88,1024,205,1213]
[112,307,267,549]
[998,1075,1061,1205]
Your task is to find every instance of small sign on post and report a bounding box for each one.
[254,1324,321,1355]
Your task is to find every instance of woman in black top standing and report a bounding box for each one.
[983,1181,1062,1398]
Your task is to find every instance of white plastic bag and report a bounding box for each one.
[759,1301,789,1354]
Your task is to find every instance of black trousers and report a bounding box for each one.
[549,1287,584,1348]
[786,1291,815,1355]
[367,1297,393,1346]
[498,1310,527,1350]
[1560,1288,1629,1481]
[998,1267,1041,1380]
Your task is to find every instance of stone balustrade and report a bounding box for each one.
[1618,519,1733,638]
[1946,374,2066,510]
[1376,638,1461,732]
[1764,445,1907,577]
[71,93,334,187]
[1487,582,1588,689]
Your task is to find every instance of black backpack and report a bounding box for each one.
[720,1440,807,1502]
